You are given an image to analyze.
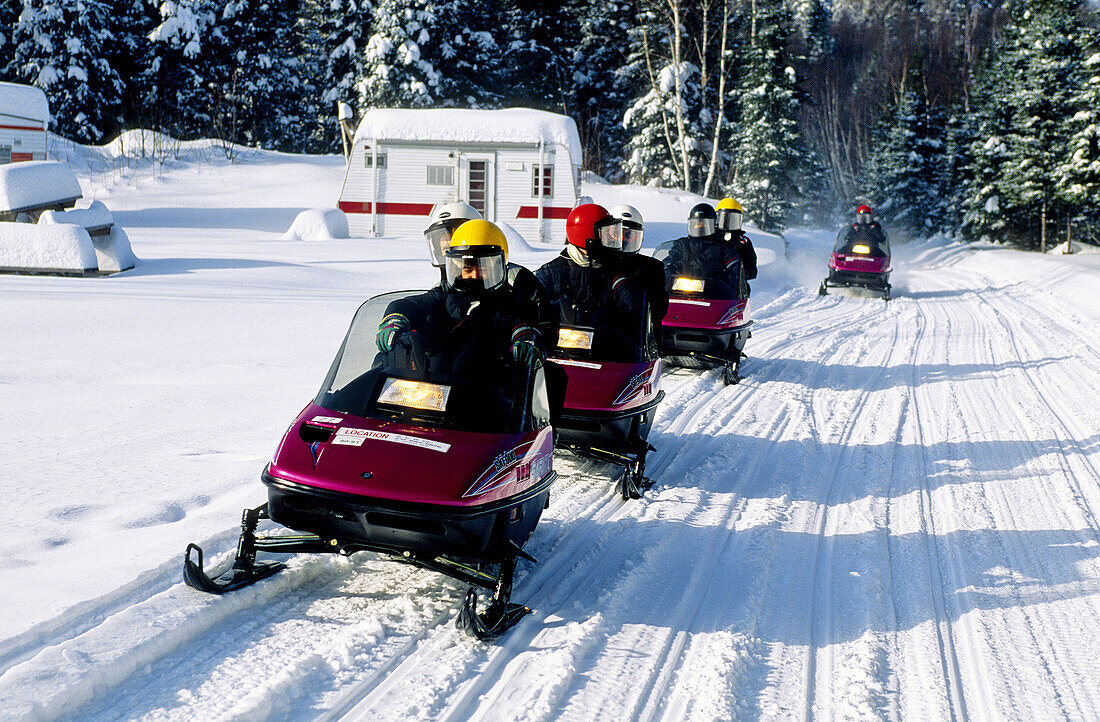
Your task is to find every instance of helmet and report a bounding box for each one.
[687,203,717,238]
[444,219,508,294]
[608,204,644,253]
[856,205,873,225]
[716,198,743,232]
[566,203,612,249]
[425,202,482,266]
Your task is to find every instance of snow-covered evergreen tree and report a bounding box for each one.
[729,3,807,233]
[501,0,576,110]
[1,0,21,78]
[993,0,1088,248]
[570,0,638,179]
[11,0,125,141]
[301,0,373,151]
[358,0,506,109]
[1056,51,1100,243]
[862,63,945,237]
[147,0,222,138]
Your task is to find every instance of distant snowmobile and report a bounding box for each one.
[182,291,558,640]
[819,205,892,301]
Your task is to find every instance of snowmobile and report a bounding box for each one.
[818,230,892,301]
[549,313,664,500]
[182,291,557,640]
[653,240,754,385]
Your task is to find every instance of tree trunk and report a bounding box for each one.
[1040,198,1047,254]
[703,0,729,197]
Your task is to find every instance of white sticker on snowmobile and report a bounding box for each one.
[669,298,711,307]
[310,415,343,425]
[332,427,451,453]
[552,358,603,369]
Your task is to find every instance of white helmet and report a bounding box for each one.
[425,202,482,266]
[608,204,644,253]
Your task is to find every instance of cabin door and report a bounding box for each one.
[462,155,495,222]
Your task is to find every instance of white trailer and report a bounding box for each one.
[338,108,582,244]
[0,82,48,165]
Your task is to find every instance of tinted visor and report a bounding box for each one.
[443,246,505,293]
[596,219,625,251]
[688,217,716,237]
[716,209,742,231]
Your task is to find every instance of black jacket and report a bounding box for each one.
[383,286,545,382]
[723,230,758,280]
[839,223,889,256]
[664,235,746,299]
[536,251,651,360]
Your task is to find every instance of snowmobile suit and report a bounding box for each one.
[536,248,651,362]
[611,252,669,339]
[664,234,746,300]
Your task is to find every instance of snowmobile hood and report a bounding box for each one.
[830,251,890,274]
[552,358,663,412]
[267,403,554,507]
[663,297,751,330]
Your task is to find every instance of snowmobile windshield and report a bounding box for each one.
[314,291,546,433]
[654,240,743,300]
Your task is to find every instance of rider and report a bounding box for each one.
[838,205,889,255]
[608,204,669,337]
[424,201,557,345]
[715,198,758,294]
[536,203,651,360]
[377,219,549,387]
[663,202,744,299]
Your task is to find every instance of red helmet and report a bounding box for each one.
[566,203,611,249]
[856,205,873,224]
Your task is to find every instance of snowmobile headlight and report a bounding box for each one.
[378,378,451,412]
[557,327,594,350]
[851,244,871,255]
[672,277,705,294]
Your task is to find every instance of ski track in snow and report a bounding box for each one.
[3,232,1100,719]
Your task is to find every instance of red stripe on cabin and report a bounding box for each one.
[515,206,572,219]
[10,152,34,162]
[338,201,434,215]
[0,124,45,132]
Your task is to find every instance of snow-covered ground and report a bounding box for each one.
[2,144,1099,720]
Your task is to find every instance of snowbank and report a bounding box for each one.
[0,222,97,274]
[39,200,114,234]
[352,108,583,161]
[0,160,82,213]
[0,81,49,125]
[282,208,349,241]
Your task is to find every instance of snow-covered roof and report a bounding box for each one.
[0,82,49,124]
[0,161,82,213]
[352,108,583,162]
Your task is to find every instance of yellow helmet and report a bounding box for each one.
[449,219,509,261]
[445,219,508,294]
[716,198,743,212]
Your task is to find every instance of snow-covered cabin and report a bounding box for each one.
[0,82,48,165]
[338,108,582,244]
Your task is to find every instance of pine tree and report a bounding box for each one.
[302,0,374,151]
[147,0,222,139]
[10,0,125,142]
[501,1,577,110]
[729,3,807,233]
[862,63,945,237]
[1056,51,1100,244]
[1,0,21,78]
[357,0,506,109]
[570,0,638,179]
[995,0,1088,249]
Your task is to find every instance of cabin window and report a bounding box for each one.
[532,165,553,198]
[0,146,10,165]
[426,165,454,185]
[363,153,387,168]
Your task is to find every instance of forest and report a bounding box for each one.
[2,0,1099,246]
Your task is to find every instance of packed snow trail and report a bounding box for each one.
[3,236,1099,720]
